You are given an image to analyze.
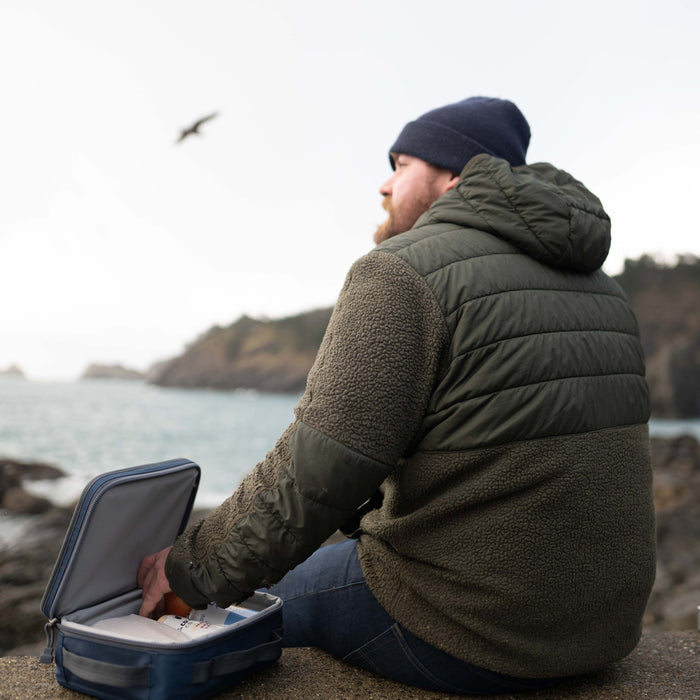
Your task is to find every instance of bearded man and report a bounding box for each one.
[139,97,655,695]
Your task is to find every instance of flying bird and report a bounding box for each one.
[175,112,219,144]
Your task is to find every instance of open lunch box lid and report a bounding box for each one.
[41,458,201,621]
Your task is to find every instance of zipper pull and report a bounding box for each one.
[40,618,58,664]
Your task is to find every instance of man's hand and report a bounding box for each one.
[137,546,173,618]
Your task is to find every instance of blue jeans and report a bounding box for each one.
[268,539,561,695]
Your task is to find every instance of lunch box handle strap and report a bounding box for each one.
[62,648,150,688]
[191,629,283,684]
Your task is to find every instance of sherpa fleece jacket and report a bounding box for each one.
[166,154,656,679]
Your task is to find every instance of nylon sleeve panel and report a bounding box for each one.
[166,426,395,607]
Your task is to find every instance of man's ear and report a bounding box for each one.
[445,173,460,191]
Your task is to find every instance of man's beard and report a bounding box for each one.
[373,198,395,244]
[374,196,407,244]
[373,189,439,245]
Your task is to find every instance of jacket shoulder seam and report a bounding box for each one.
[371,249,451,339]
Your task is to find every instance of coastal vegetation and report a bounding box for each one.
[615,254,700,418]
[148,308,333,393]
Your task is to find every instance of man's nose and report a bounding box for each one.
[379,175,394,196]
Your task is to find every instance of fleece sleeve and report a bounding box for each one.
[165,250,449,608]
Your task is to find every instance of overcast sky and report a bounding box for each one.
[2,0,698,380]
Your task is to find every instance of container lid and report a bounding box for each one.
[41,458,200,620]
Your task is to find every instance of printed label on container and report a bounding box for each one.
[188,604,256,626]
[157,615,222,639]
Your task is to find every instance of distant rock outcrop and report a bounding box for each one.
[149,308,333,393]
[614,255,700,418]
[0,365,25,379]
[81,363,145,381]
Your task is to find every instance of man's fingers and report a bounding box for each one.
[136,552,155,589]
[137,546,173,618]
[138,569,165,618]
[139,587,161,618]
[137,563,157,617]
[138,598,152,618]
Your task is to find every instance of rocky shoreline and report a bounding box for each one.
[1,434,699,656]
[0,458,73,655]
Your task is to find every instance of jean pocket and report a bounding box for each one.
[342,623,465,694]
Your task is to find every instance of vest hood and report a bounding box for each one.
[415,154,611,273]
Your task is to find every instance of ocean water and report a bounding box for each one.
[0,377,300,513]
[1,377,699,544]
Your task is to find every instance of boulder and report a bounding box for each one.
[0,506,73,654]
[0,458,65,516]
[1,488,52,515]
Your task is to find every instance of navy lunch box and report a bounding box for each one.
[40,458,283,699]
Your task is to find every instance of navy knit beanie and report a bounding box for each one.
[389,96,530,173]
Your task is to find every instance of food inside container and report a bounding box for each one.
[59,590,265,646]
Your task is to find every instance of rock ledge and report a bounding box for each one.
[0,631,697,699]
